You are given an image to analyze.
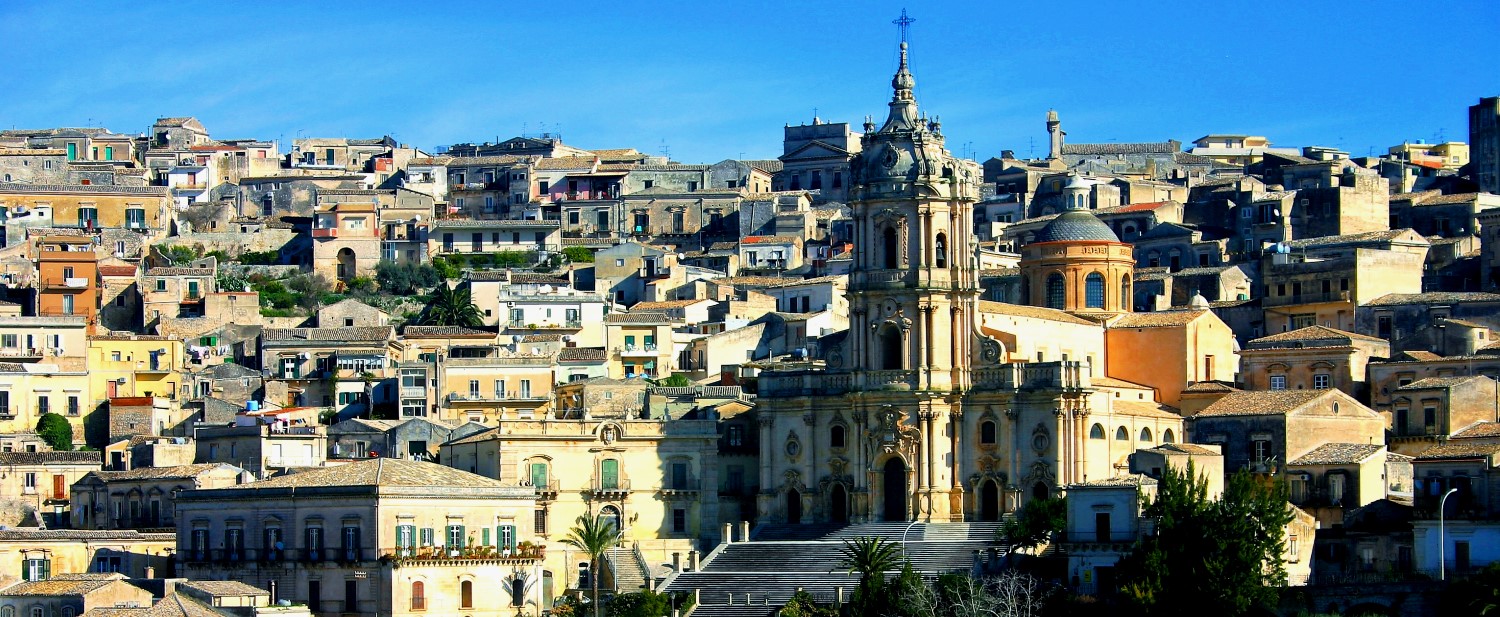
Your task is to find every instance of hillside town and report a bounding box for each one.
[1,27,1500,617]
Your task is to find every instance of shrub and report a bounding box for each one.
[563,246,595,263]
[237,250,280,265]
[375,261,441,294]
[36,413,73,451]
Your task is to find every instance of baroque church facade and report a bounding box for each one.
[754,42,1238,524]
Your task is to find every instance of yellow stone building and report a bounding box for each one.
[85,335,185,410]
[753,41,1235,524]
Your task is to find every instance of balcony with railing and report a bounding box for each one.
[1262,289,1351,308]
[587,478,632,499]
[507,319,584,330]
[658,478,702,497]
[0,347,43,360]
[615,344,660,357]
[38,277,91,290]
[311,227,338,238]
[182,547,373,565]
[446,390,547,403]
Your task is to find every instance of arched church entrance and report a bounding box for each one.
[980,480,1000,522]
[786,488,803,524]
[1032,481,1050,501]
[883,458,908,521]
[830,484,849,524]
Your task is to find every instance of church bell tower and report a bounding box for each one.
[846,40,982,393]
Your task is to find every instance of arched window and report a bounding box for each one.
[410,582,425,611]
[1045,273,1066,309]
[1163,429,1175,443]
[29,607,40,617]
[830,425,846,449]
[1085,273,1105,309]
[883,227,900,269]
[2,607,14,617]
[979,421,997,445]
[1089,424,1105,439]
[460,580,473,609]
[600,505,622,533]
[1121,275,1132,310]
[934,233,948,268]
[1115,426,1129,441]
[1140,427,1153,442]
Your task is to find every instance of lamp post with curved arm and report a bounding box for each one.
[1440,487,1459,581]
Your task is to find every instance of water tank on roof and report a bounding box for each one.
[247,401,260,412]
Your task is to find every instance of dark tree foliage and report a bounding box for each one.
[36,413,74,451]
[374,260,441,295]
[1115,463,1295,617]
[418,285,483,328]
[1001,495,1067,550]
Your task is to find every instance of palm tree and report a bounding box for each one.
[561,514,622,617]
[418,284,483,327]
[837,536,905,607]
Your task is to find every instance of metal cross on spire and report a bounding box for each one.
[892,8,915,43]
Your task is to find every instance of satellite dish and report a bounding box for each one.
[275,541,285,550]
[511,335,523,343]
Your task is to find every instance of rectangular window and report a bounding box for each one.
[1313,374,1330,389]
[419,527,434,547]
[67,395,79,416]
[1424,407,1437,433]
[535,509,548,535]
[37,396,49,415]
[342,526,361,561]
[396,524,416,556]
[673,508,687,533]
[498,524,517,550]
[22,558,49,581]
[1269,375,1286,391]
[446,524,465,555]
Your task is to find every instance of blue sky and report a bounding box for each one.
[2,1,1495,163]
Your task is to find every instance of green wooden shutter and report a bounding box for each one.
[500,525,517,550]
[42,559,50,580]
[482,528,491,547]
[458,525,466,548]
[531,463,548,489]
[21,559,30,581]
[601,459,619,489]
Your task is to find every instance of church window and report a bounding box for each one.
[1162,429,1175,443]
[1089,424,1105,439]
[726,425,744,447]
[1269,375,1287,391]
[934,233,947,268]
[883,227,900,269]
[830,425,846,449]
[1045,273,1066,309]
[979,421,997,445]
[1140,427,1153,442]
[1121,275,1131,310]
[1313,374,1331,389]
[1085,273,1105,309]
[1115,426,1129,441]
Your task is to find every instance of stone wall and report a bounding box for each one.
[171,228,301,257]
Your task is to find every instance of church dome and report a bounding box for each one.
[1034,210,1120,243]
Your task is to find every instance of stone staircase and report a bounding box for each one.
[606,546,648,593]
[665,522,1007,615]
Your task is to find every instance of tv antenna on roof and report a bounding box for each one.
[659,139,671,160]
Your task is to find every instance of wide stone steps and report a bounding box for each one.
[702,540,994,574]
[606,546,646,592]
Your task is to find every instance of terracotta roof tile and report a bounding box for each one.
[1454,421,1500,439]
[1248,325,1387,346]
[559,347,606,362]
[1415,443,1500,461]
[1289,443,1384,465]
[1365,292,1500,306]
[976,301,1098,326]
[1397,376,1488,390]
[1194,390,1327,417]
[1109,310,1208,329]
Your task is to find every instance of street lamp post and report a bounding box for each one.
[1440,487,1459,580]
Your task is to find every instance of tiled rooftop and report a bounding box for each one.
[1194,390,1328,417]
[1415,443,1500,461]
[232,457,512,490]
[1397,376,1487,390]
[1248,325,1387,347]
[0,451,101,466]
[604,312,671,324]
[403,325,494,338]
[1365,292,1500,306]
[92,463,236,482]
[1289,443,1383,466]
[263,326,391,342]
[976,301,1097,326]
[559,347,607,362]
[1110,310,1207,329]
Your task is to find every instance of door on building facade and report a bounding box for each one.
[600,459,619,490]
[980,480,1000,522]
[883,458,907,521]
[830,484,849,524]
[786,488,802,524]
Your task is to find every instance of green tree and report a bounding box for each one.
[375,261,440,295]
[605,590,671,617]
[1115,464,1294,617]
[560,514,623,617]
[1440,561,1500,615]
[1000,494,1067,551]
[162,244,200,266]
[837,536,905,615]
[35,413,74,451]
[418,285,483,327]
[779,589,838,617]
[656,374,692,388]
[564,246,596,263]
